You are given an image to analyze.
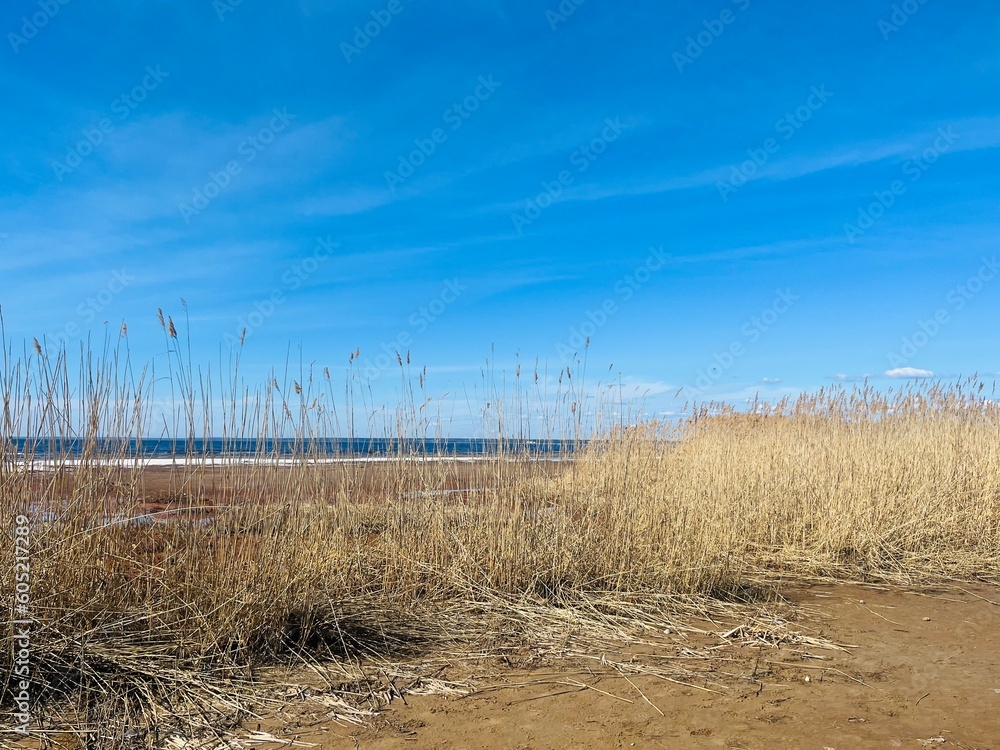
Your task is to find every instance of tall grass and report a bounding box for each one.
[562,384,1000,585]
[2,316,999,745]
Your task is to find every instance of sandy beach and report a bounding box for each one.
[254,583,1000,749]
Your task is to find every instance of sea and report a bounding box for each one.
[8,437,578,462]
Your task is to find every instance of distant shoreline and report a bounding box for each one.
[15,454,572,468]
[5,436,582,461]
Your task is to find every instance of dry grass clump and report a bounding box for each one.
[2,317,999,745]
[558,381,1000,583]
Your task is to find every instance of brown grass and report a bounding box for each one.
[1,317,999,746]
[559,385,1000,585]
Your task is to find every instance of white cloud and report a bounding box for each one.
[296,187,392,217]
[885,367,934,379]
[761,377,781,384]
[527,116,1000,208]
[619,377,674,396]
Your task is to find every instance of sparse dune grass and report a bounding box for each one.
[2,322,999,746]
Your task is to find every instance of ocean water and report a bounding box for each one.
[9,436,578,460]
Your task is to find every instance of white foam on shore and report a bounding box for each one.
[17,455,568,469]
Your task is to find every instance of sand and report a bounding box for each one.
[254,583,1000,749]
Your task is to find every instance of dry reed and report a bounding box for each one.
[1,314,998,746]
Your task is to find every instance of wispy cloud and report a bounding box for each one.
[490,116,1000,209]
[618,377,675,396]
[885,367,934,379]
[834,368,936,381]
[295,187,393,217]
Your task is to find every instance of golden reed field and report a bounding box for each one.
[2,318,1000,748]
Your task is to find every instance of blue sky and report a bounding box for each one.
[2,0,999,429]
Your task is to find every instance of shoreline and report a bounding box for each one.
[13,454,572,469]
